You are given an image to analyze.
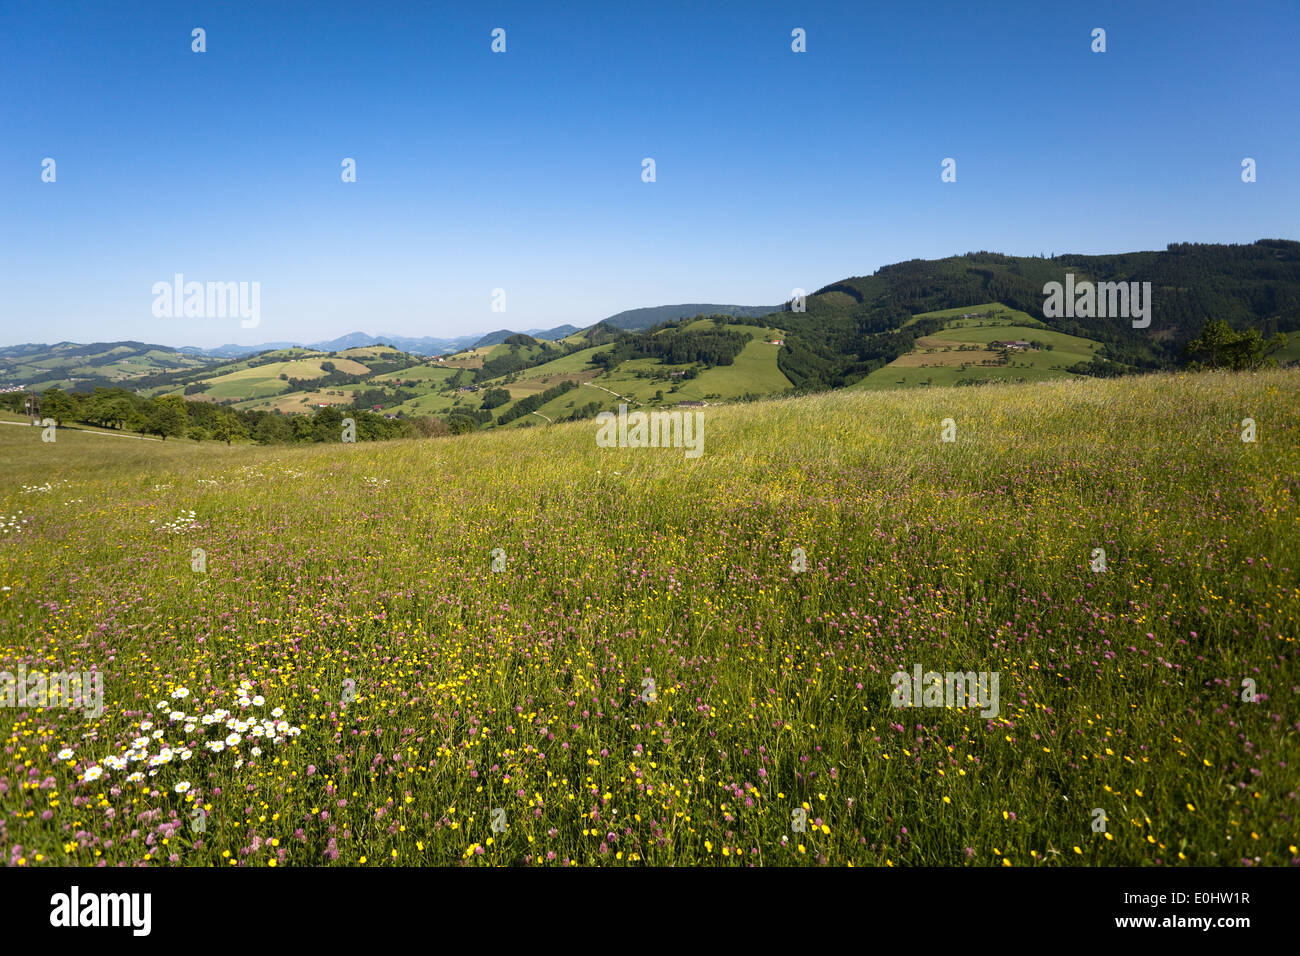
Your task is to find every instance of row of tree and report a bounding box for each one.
[2,387,429,444]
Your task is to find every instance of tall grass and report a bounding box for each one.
[0,369,1295,866]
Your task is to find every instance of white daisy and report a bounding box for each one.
[83,766,103,782]
[224,733,240,747]
[57,748,74,760]
[173,781,191,794]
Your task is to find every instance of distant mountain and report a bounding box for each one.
[207,333,483,358]
[599,304,781,331]
[202,342,303,358]
[471,325,580,348]
[205,327,585,357]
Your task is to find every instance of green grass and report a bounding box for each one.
[903,302,1045,328]
[854,303,1105,391]
[2,368,1296,867]
[185,357,372,401]
[1272,337,1300,364]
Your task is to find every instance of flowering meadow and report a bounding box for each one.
[0,369,1297,867]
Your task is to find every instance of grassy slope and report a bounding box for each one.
[855,303,1104,391]
[0,343,211,391]
[1,368,1296,867]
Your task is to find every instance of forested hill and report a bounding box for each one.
[778,240,1300,390]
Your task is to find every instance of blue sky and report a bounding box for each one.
[1,0,1296,349]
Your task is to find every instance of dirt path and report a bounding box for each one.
[0,421,162,441]
[582,382,642,406]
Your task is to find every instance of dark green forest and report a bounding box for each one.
[777,239,1300,390]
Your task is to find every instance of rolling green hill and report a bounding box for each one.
[852,303,1105,390]
[5,240,1296,437]
[0,341,212,391]
[777,239,1300,390]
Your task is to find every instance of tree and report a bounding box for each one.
[253,414,293,444]
[142,399,187,440]
[83,389,135,429]
[211,410,247,446]
[1184,320,1287,370]
[40,389,79,426]
[479,388,511,410]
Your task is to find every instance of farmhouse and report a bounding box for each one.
[990,340,1032,350]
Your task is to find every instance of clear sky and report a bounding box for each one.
[1,0,1296,349]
